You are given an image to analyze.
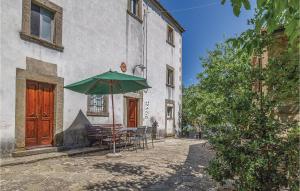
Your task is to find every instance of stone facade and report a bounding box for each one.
[0,0,183,157]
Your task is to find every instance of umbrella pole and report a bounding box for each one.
[110,81,116,154]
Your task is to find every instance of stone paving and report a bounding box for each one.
[0,139,218,191]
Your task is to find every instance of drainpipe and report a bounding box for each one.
[143,2,149,80]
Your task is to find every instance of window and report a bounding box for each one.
[166,106,173,119]
[31,3,54,42]
[165,100,175,120]
[87,95,109,116]
[166,66,174,87]
[128,0,142,21]
[20,0,63,51]
[167,26,174,45]
[130,0,138,16]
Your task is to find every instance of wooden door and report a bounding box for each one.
[25,81,39,147]
[127,98,138,127]
[26,81,54,148]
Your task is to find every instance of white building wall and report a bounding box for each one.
[143,2,182,135]
[0,0,183,155]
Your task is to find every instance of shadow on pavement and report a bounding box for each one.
[93,162,150,176]
[83,142,217,191]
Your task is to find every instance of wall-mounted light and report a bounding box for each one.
[132,64,146,75]
[132,64,148,93]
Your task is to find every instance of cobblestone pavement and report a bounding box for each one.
[0,139,218,191]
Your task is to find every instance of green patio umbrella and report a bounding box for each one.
[64,70,151,154]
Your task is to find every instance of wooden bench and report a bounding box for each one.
[85,124,102,146]
[86,124,123,147]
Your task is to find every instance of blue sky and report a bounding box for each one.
[159,0,256,86]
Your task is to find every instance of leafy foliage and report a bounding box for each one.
[222,0,300,45]
[192,37,299,190]
[182,2,300,189]
[182,85,203,127]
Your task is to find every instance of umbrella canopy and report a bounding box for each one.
[64,70,151,154]
[64,71,151,95]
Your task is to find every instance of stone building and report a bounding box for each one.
[0,0,184,157]
[252,28,299,122]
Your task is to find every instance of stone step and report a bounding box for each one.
[1,147,106,167]
[12,147,59,157]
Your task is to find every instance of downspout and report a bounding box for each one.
[143,2,149,80]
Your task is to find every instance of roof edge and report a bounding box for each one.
[148,0,185,33]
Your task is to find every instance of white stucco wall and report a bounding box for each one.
[142,2,182,136]
[0,0,182,155]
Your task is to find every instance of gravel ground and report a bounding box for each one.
[0,139,218,191]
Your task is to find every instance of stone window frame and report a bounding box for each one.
[20,0,64,52]
[165,99,175,135]
[166,105,174,119]
[166,65,175,88]
[86,95,109,117]
[166,25,175,47]
[127,0,143,23]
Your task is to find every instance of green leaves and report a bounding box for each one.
[188,1,300,189]
[233,5,241,16]
[242,0,251,10]
[186,22,299,190]
[220,0,251,16]
[290,0,300,8]
[222,0,300,47]
[221,0,226,5]
[256,0,265,9]
[232,0,242,16]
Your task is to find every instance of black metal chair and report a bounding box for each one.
[132,126,146,152]
[101,127,125,151]
[145,126,154,149]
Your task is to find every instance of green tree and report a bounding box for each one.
[182,85,202,127]
[182,2,299,189]
[182,1,300,190]
[182,85,207,137]
[198,35,299,190]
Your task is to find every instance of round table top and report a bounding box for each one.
[119,127,137,132]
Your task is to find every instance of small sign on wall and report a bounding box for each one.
[120,62,127,73]
[144,101,150,120]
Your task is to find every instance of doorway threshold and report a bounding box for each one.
[1,146,106,167]
[12,147,59,157]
